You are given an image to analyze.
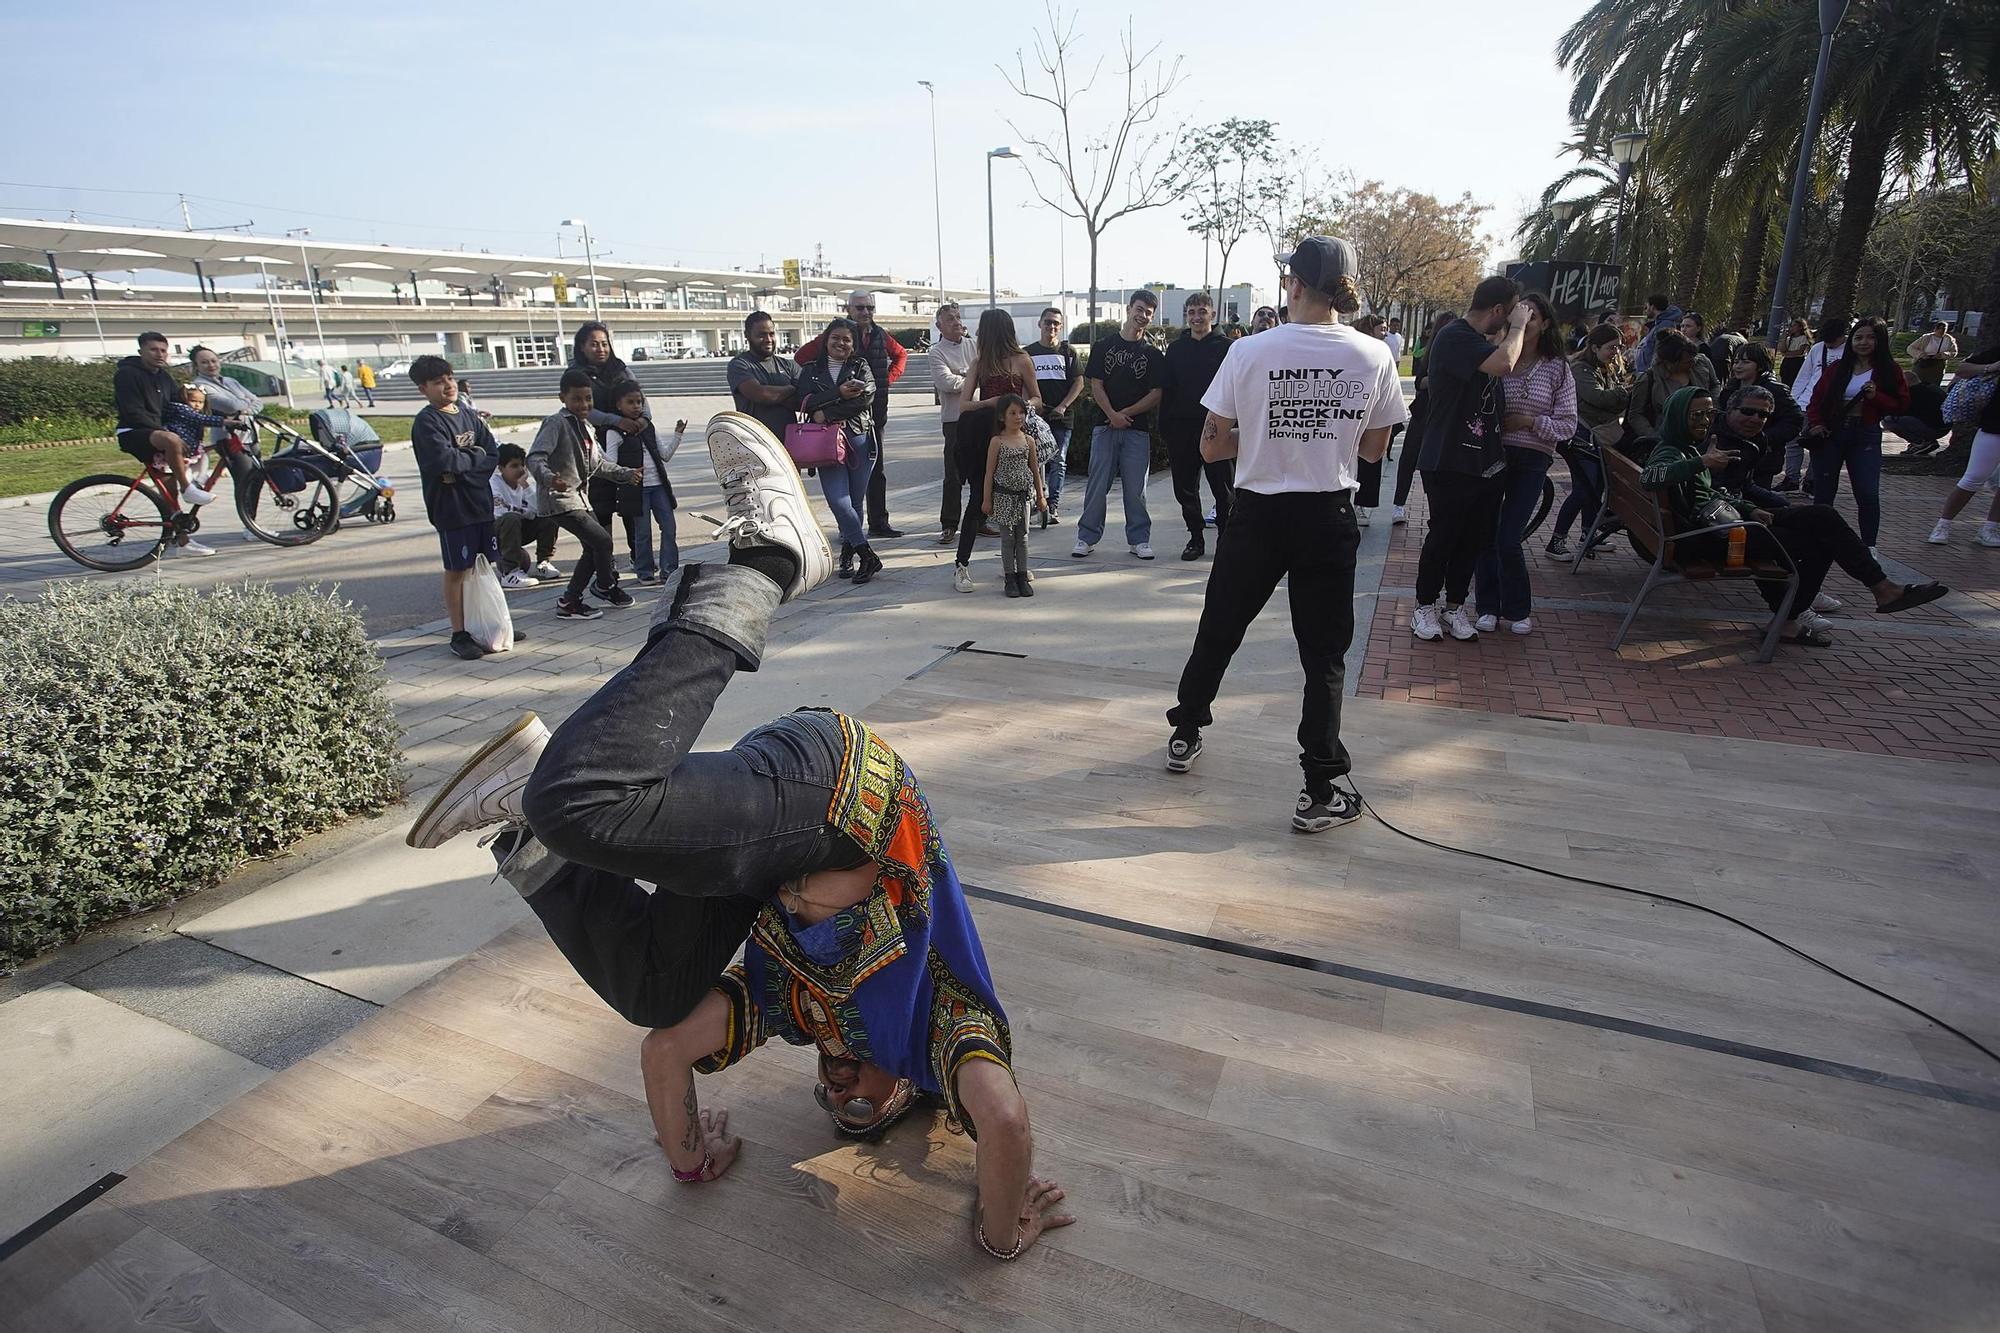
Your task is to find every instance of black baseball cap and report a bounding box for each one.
[1277,236,1358,297]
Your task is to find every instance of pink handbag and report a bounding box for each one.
[783,420,846,467]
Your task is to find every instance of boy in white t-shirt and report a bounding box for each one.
[1164,236,1407,834]
[491,443,560,588]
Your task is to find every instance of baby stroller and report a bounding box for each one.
[306,407,398,524]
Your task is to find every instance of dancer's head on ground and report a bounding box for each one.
[1277,236,1361,323]
[814,1053,920,1138]
[1463,275,1523,336]
[745,311,777,357]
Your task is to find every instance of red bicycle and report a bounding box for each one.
[48,415,340,572]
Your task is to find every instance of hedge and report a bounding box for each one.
[0,356,130,430]
[0,582,404,970]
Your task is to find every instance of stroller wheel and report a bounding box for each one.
[380,498,396,523]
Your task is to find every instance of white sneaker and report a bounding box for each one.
[501,570,540,590]
[1981,521,2000,548]
[1474,614,1498,633]
[953,564,974,593]
[1811,592,1842,613]
[706,411,832,603]
[533,560,562,580]
[182,482,216,507]
[1391,505,1408,525]
[1071,538,1094,559]
[1131,542,1155,560]
[1411,603,1444,641]
[1510,616,1533,635]
[179,538,217,557]
[406,713,551,849]
[1356,507,1373,527]
[1443,605,1480,640]
[1928,519,1952,545]
[1795,609,1835,636]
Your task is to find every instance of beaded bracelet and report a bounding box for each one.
[671,1153,714,1184]
[976,1222,1026,1261]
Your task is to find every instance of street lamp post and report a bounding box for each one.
[284,226,328,365]
[1547,197,1583,259]
[1768,0,1851,339]
[561,218,602,318]
[1607,132,1648,269]
[919,81,945,303]
[986,147,1019,311]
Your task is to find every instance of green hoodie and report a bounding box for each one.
[1639,384,1751,530]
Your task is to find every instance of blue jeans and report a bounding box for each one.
[1474,447,1554,620]
[1077,426,1152,547]
[1809,420,1883,546]
[629,484,678,579]
[1044,422,1071,509]
[817,433,875,549]
[1551,446,1602,539]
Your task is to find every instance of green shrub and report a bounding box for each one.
[0,582,404,970]
[0,411,117,446]
[0,357,125,429]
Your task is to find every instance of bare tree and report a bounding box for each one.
[1182,118,1279,322]
[1251,153,1334,305]
[1002,4,1188,327]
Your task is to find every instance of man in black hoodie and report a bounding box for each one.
[114,331,211,506]
[1161,292,1235,560]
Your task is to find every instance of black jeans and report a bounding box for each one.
[1168,488,1360,793]
[1394,402,1427,506]
[588,475,637,559]
[1551,446,1603,540]
[517,564,865,1027]
[866,404,891,531]
[955,408,995,566]
[547,509,618,600]
[939,421,966,533]
[1675,503,1883,615]
[1415,470,1504,606]
[1163,417,1234,539]
[495,512,558,576]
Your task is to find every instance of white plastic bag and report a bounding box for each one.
[464,554,514,654]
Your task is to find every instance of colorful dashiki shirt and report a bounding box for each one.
[694,710,1012,1134]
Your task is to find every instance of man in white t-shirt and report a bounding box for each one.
[1383,318,1405,364]
[1164,236,1407,833]
[928,303,977,545]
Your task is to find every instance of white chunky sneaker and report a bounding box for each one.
[1980,521,2000,548]
[1811,592,1842,613]
[1443,605,1480,641]
[705,411,832,603]
[406,713,550,849]
[501,570,540,590]
[1071,538,1094,559]
[1391,504,1408,524]
[179,538,218,557]
[1474,614,1498,633]
[1928,519,1952,545]
[1510,616,1534,635]
[953,564,975,593]
[1131,542,1155,560]
[1411,603,1444,641]
[182,482,216,507]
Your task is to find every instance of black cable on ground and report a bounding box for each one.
[1343,779,2000,1072]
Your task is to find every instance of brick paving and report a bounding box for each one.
[1361,452,2000,763]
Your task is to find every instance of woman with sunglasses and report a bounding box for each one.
[407,412,1074,1262]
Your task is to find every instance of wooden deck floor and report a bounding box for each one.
[6,652,1999,1333]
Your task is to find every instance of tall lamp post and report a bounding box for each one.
[1547,198,1583,258]
[986,146,1019,311]
[1768,0,1851,339]
[560,218,602,318]
[919,81,946,303]
[283,226,328,365]
[1607,131,1648,268]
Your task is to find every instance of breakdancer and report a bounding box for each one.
[408,412,1074,1260]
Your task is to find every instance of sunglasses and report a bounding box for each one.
[1735,407,1772,418]
[851,304,876,312]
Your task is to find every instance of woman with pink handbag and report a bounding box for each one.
[795,318,882,582]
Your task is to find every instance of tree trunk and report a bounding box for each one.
[1823,119,1891,324]
[1673,182,1715,308]
[1087,228,1101,333]
[1215,245,1231,321]
[1729,201,1769,327]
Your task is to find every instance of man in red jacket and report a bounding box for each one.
[797,290,907,537]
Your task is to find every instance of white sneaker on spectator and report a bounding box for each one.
[533,560,562,580]
[1811,592,1842,612]
[179,538,217,557]
[1927,519,1951,544]
[1391,505,1408,524]
[1510,616,1533,635]
[1356,507,1373,527]
[1131,542,1155,560]
[182,482,216,507]
[1980,521,2000,548]
[1071,538,1094,559]
[1411,603,1444,641]
[953,564,974,593]
[1443,605,1480,640]
[1474,613,1498,633]
[1796,608,1835,635]
[501,570,540,590]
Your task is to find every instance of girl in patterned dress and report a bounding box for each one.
[982,395,1048,598]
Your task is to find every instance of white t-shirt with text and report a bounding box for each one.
[1201,321,1407,495]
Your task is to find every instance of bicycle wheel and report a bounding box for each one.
[48,473,172,571]
[1520,474,1557,541]
[237,457,340,546]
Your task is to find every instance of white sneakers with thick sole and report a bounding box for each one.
[705,411,832,602]
[406,713,550,849]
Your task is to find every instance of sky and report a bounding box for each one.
[4,1,1586,302]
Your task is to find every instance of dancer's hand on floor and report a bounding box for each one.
[698,1107,742,1179]
[1013,1174,1075,1254]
